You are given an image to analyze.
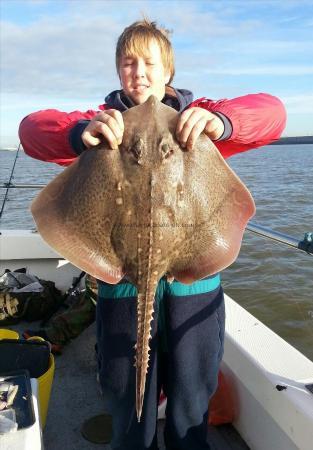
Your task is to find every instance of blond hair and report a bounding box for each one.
[116,19,175,84]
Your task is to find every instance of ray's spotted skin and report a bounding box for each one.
[31,96,256,421]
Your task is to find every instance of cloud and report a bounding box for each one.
[26,0,49,5]
[219,40,313,55]
[1,15,121,97]
[280,94,313,113]
[201,66,313,76]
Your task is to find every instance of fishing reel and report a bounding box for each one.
[298,232,313,255]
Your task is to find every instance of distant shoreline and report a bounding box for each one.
[1,136,313,151]
[270,136,313,145]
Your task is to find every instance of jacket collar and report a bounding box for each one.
[104,86,193,113]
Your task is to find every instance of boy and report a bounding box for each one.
[19,19,286,450]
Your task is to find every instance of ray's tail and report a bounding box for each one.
[134,210,161,422]
[135,287,156,422]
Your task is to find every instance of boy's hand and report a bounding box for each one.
[176,107,224,151]
[82,109,124,150]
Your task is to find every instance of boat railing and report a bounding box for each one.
[246,222,313,255]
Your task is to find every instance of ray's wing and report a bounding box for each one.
[171,135,256,284]
[31,147,125,283]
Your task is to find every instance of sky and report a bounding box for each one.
[1,0,313,147]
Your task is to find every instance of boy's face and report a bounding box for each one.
[119,39,170,105]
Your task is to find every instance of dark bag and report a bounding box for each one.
[0,269,63,324]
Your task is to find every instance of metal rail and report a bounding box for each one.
[0,183,45,188]
[246,223,313,255]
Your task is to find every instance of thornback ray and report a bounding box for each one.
[31,95,256,422]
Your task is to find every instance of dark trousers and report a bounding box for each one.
[96,278,225,450]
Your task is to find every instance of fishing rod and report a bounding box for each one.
[0,183,312,255]
[0,144,22,220]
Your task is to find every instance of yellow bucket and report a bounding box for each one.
[27,336,55,429]
[37,353,55,428]
[0,328,19,340]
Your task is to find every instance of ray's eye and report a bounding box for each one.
[129,137,144,163]
[161,143,174,159]
[133,142,142,158]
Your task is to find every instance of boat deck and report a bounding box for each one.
[8,321,249,450]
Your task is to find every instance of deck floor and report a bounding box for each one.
[9,322,249,450]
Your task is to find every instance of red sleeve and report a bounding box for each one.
[18,108,100,166]
[191,93,287,159]
[19,94,286,165]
